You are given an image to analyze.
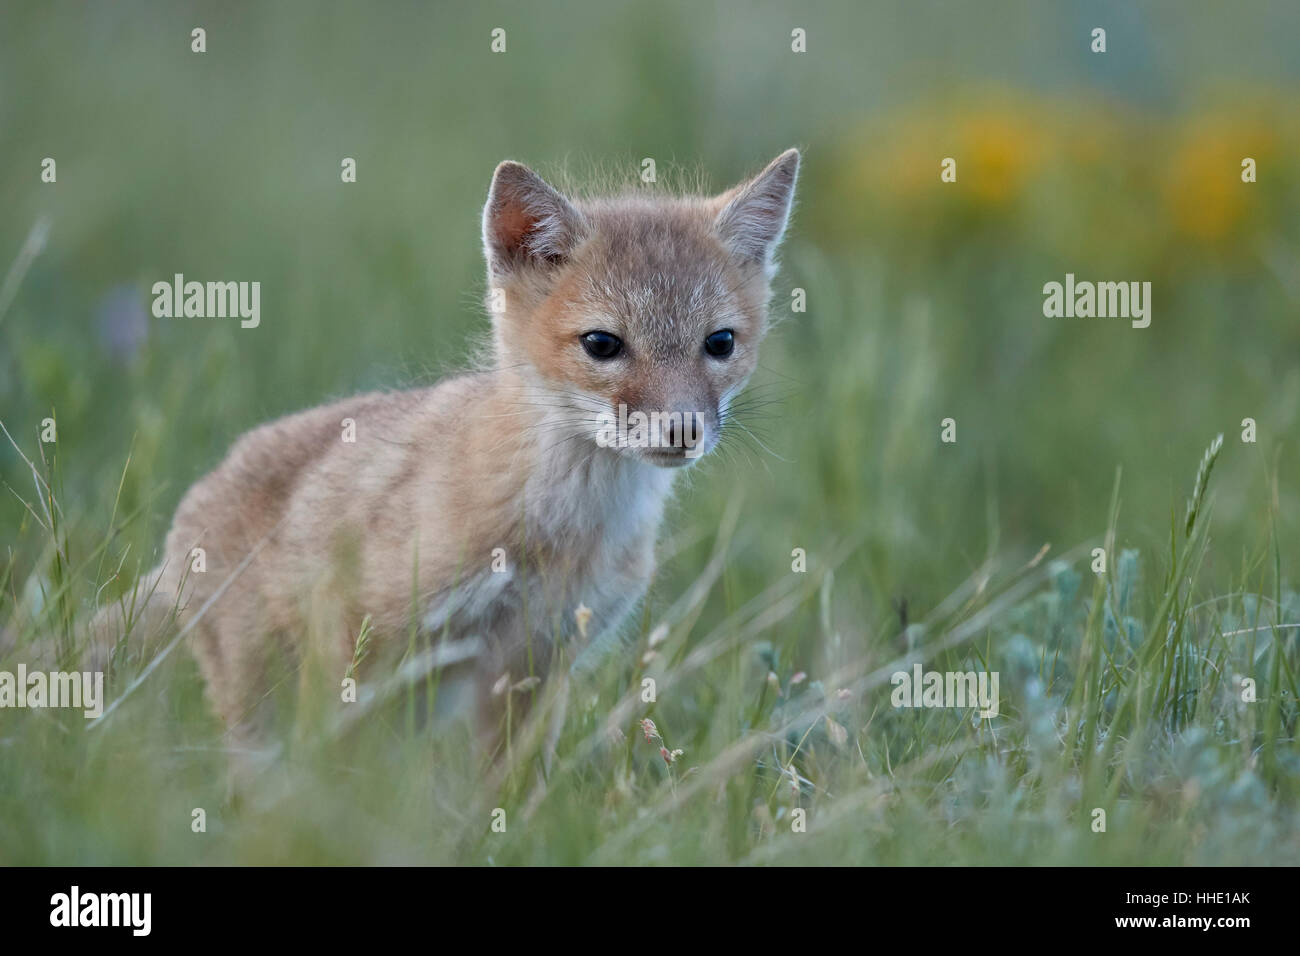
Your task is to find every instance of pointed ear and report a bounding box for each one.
[482,161,586,276]
[714,148,800,276]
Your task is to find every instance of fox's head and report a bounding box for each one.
[481,149,799,468]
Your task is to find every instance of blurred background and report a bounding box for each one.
[0,1,1298,863]
[3,1,1297,612]
[3,0,1298,605]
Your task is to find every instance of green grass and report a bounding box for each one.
[3,439,1300,865]
[1,0,1298,865]
[2,370,1296,865]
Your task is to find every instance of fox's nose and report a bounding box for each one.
[663,406,707,451]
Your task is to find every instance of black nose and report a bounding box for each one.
[664,409,705,449]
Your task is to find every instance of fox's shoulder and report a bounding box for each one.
[227,372,493,459]
[172,374,492,536]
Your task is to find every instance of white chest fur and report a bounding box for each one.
[424,438,676,665]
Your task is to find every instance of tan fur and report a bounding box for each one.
[94,150,800,764]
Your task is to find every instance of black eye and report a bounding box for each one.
[581,330,623,359]
[704,329,734,358]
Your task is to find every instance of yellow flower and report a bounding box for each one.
[1164,117,1275,242]
[957,109,1045,207]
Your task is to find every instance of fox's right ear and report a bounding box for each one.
[482,161,586,277]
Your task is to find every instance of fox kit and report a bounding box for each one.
[95,148,800,761]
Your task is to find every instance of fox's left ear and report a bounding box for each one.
[714,148,800,276]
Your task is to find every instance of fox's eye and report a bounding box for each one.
[704,329,735,358]
[581,330,623,359]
